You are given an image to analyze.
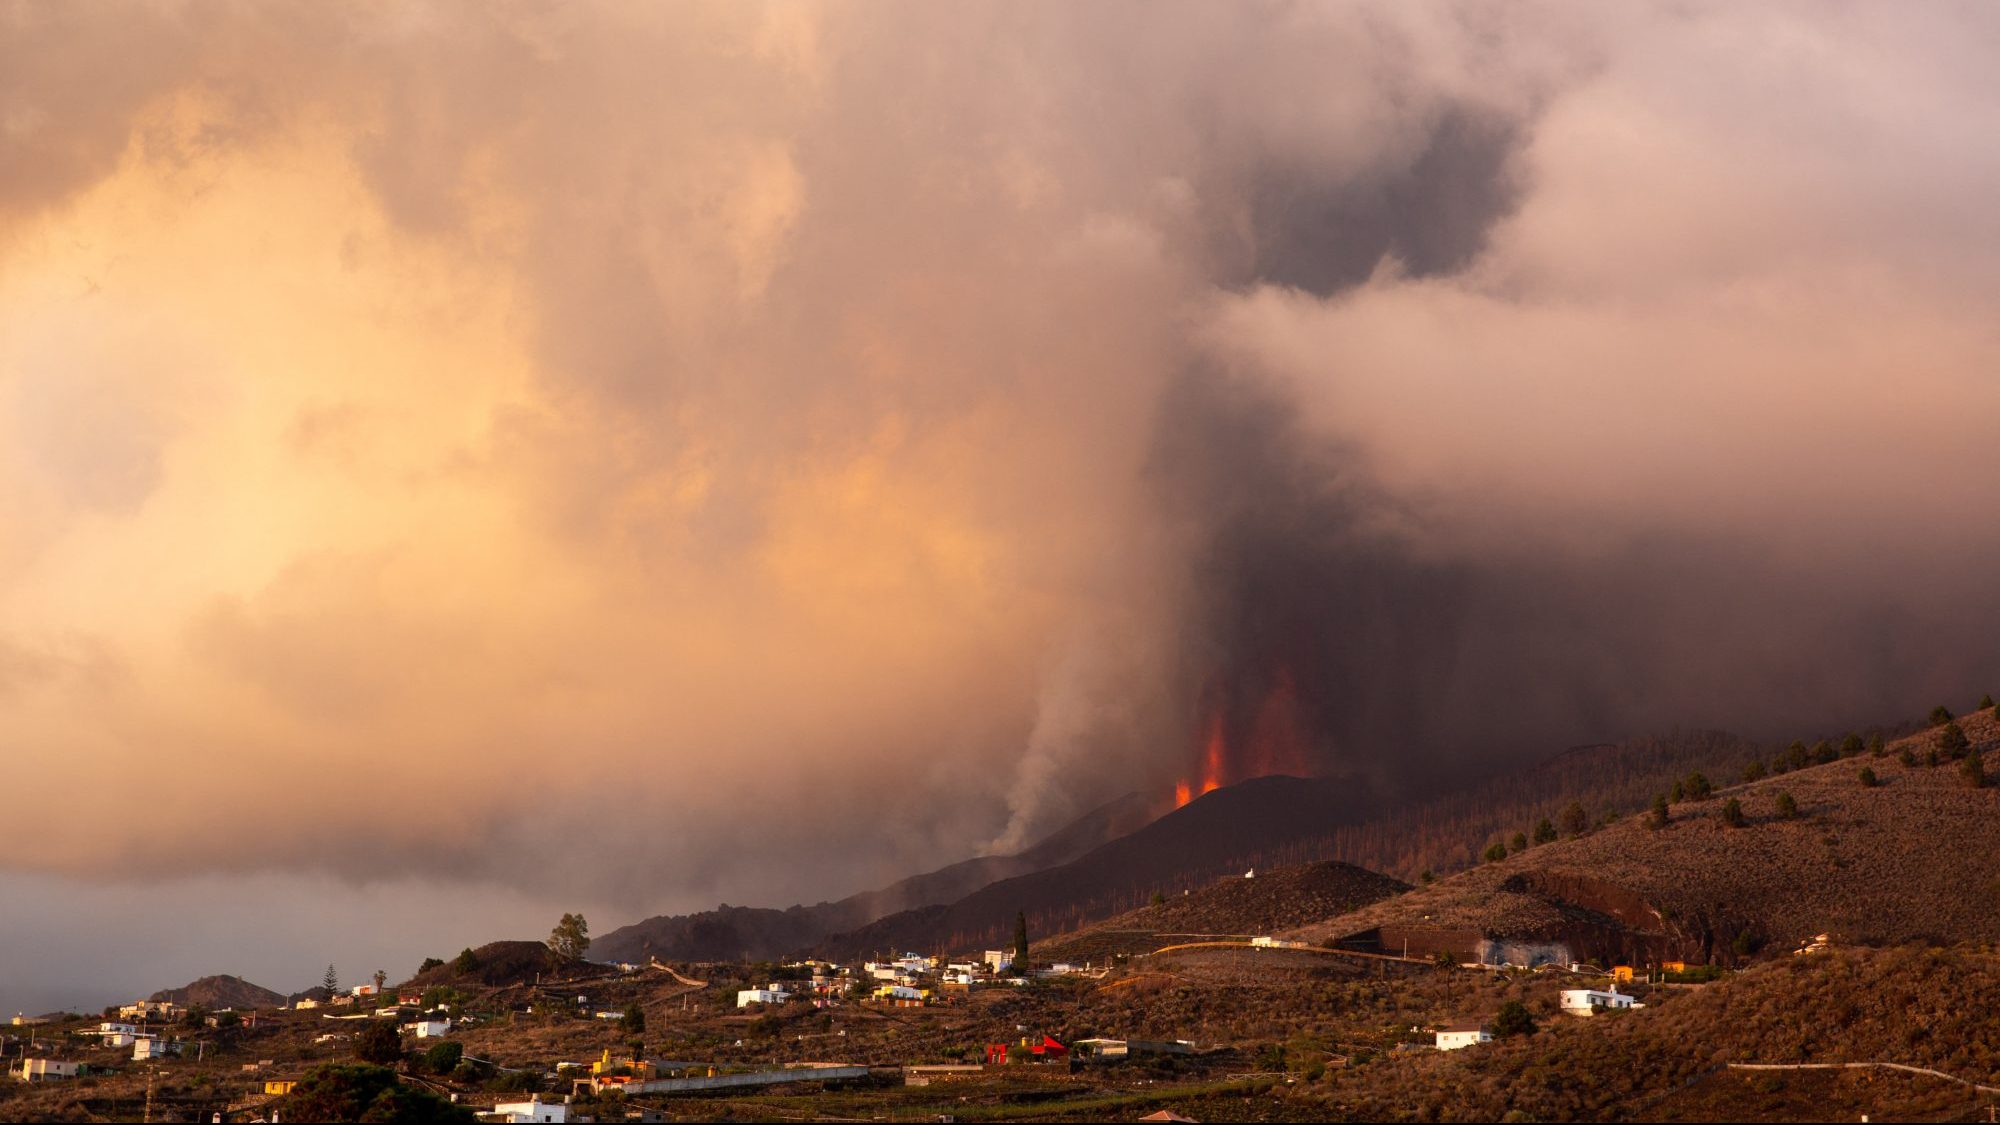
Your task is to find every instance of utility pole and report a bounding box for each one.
[143,1066,155,1124]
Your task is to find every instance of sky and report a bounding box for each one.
[4,1,2000,1015]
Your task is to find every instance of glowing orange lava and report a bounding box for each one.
[1171,669,1312,807]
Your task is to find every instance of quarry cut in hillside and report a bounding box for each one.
[1300,708,2000,967]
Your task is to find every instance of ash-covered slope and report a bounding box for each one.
[593,792,1153,964]
[1302,707,2000,966]
[815,773,1381,958]
[1039,859,1409,961]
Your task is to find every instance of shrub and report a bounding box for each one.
[355,1019,404,1065]
[1732,931,1757,957]
[1868,734,1886,757]
[451,948,480,974]
[1560,800,1590,836]
[1939,721,1970,758]
[1492,1000,1537,1038]
[1930,704,1954,725]
[423,1040,463,1075]
[619,1003,645,1035]
[1483,841,1509,863]
[1962,753,1986,789]
[1419,869,1434,885]
[1839,733,1865,758]
[1532,818,1558,845]
[1670,780,1686,802]
[1811,740,1837,765]
[1647,794,1670,830]
[1774,791,1799,820]
[1785,740,1812,771]
[1683,772,1714,801]
[1721,798,1744,827]
[1982,693,1997,710]
[1899,747,1918,767]
[418,957,445,975]
[1858,766,1879,788]
[1741,761,1767,783]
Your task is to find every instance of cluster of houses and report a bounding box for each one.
[1432,981,1644,1052]
[734,951,1098,1011]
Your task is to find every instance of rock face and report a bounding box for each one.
[149,975,286,1010]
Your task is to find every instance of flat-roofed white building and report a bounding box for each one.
[1560,988,1639,1016]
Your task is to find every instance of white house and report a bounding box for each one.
[1435,1024,1494,1051]
[492,1097,569,1123]
[736,989,790,1009]
[984,950,1014,972]
[99,1022,138,1046]
[351,983,379,998]
[1251,937,1308,949]
[410,1019,452,1038]
[1560,988,1640,1016]
[13,1059,81,1082]
[293,997,320,1010]
[132,1037,178,1060]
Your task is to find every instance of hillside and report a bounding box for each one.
[400,941,615,990]
[592,792,1152,964]
[1298,706,2000,967]
[1336,942,2000,1121]
[815,774,1385,957]
[1039,861,1410,962]
[148,975,286,1011]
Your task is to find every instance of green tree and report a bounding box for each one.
[1419,869,1434,885]
[1647,793,1670,830]
[1150,890,1166,906]
[1962,752,1986,789]
[1559,800,1589,836]
[355,1019,404,1066]
[1838,733,1865,757]
[1939,721,1970,758]
[1483,840,1509,863]
[1868,733,1886,757]
[1682,772,1714,801]
[1811,740,1837,765]
[451,948,480,974]
[323,964,340,995]
[1898,746,1918,767]
[373,969,388,994]
[620,1003,646,1035]
[547,913,591,961]
[1774,791,1799,820]
[417,957,444,975]
[1785,740,1811,771]
[1930,704,1954,726]
[1013,911,1030,965]
[1858,766,1879,788]
[1509,831,1528,854]
[1669,779,1686,802]
[1491,1000,1537,1038]
[182,1004,210,1029]
[1740,760,1767,783]
[282,1064,472,1124]
[1981,693,1996,710]
[422,1040,463,1075]
[1721,798,1744,827]
[1531,818,1558,845]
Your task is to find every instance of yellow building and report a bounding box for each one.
[1662,960,1687,974]
[1611,965,1635,983]
[264,1080,297,1096]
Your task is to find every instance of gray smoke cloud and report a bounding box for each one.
[3,1,2000,1011]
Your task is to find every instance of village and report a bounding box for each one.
[2,903,1773,1124]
